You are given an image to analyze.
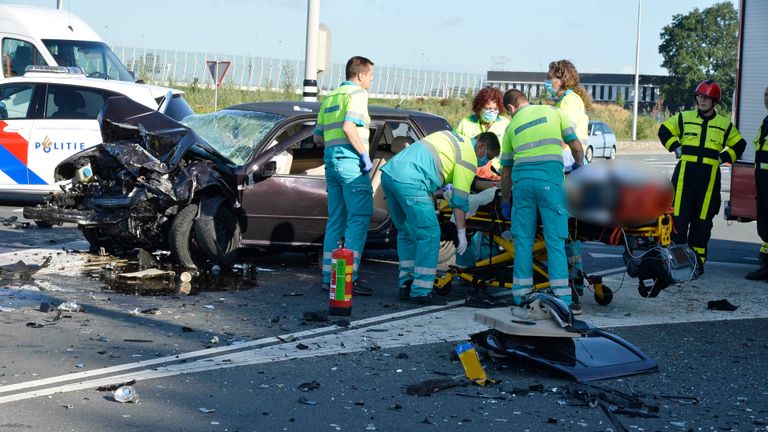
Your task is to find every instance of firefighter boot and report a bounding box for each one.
[745,254,768,280]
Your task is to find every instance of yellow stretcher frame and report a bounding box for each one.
[435,205,675,306]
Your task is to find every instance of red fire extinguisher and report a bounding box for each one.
[329,237,354,316]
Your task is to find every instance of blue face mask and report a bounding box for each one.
[544,79,557,97]
[480,108,498,124]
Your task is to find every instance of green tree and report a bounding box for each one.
[658,2,738,111]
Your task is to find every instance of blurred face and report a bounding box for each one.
[476,141,499,162]
[358,66,374,90]
[764,87,768,110]
[546,71,562,91]
[696,94,714,113]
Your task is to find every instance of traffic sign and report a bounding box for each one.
[205,60,231,88]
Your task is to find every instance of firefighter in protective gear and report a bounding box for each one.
[381,131,500,306]
[315,56,375,295]
[658,80,746,274]
[500,89,584,307]
[746,86,768,280]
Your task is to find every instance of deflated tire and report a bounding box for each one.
[169,203,201,269]
[193,197,241,266]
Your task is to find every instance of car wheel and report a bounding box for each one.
[169,203,201,269]
[585,146,593,163]
[193,197,241,266]
[608,146,616,160]
[437,240,456,271]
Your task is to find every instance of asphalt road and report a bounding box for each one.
[1,153,767,432]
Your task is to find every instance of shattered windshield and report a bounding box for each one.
[181,110,285,166]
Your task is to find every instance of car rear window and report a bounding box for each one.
[182,109,285,166]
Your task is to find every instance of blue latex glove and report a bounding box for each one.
[571,162,582,171]
[360,152,373,174]
[674,147,682,159]
[501,201,511,220]
[443,183,453,193]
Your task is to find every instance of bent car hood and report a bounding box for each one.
[55,96,234,181]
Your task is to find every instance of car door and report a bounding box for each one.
[590,122,605,158]
[240,121,330,248]
[27,84,115,188]
[0,83,40,190]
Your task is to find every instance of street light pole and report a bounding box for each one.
[303,0,320,101]
[631,0,642,142]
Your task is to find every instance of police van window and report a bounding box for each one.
[44,85,116,120]
[1,39,46,78]
[0,84,35,119]
[43,40,134,82]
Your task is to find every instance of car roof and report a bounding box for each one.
[226,101,439,120]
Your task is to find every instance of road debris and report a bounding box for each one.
[113,386,138,403]
[0,257,52,279]
[406,377,468,396]
[298,381,320,392]
[303,310,328,322]
[97,380,137,391]
[708,299,738,311]
[118,268,175,280]
[198,407,215,413]
[455,342,489,386]
[57,301,83,312]
[298,396,318,405]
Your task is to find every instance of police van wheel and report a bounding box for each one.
[585,146,594,163]
[169,203,201,269]
[608,146,616,160]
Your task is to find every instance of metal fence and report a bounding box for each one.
[113,46,485,99]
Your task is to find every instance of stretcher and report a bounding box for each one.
[435,194,681,306]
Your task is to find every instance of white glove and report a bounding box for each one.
[456,228,468,255]
[674,146,682,159]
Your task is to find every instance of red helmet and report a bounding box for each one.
[695,80,721,103]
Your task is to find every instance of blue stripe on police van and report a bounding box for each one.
[27,167,47,185]
[0,144,29,185]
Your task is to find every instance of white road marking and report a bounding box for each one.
[0,252,762,405]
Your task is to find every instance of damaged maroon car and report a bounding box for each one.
[24,96,451,268]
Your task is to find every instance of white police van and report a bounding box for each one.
[0,4,135,82]
[0,66,193,203]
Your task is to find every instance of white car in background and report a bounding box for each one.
[0,66,193,203]
[585,120,618,162]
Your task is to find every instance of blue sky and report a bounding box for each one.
[5,0,732,75]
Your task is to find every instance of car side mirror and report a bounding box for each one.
[594,131,602,136]
[254,161,277,180]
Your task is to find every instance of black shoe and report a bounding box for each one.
[693,263,704,279]
[398,280,413,301]
[352,280,373,296]
[745,265,768,280]
[410,292,447,306]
